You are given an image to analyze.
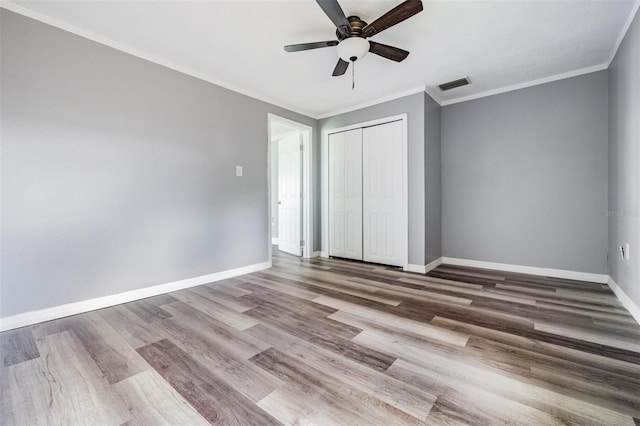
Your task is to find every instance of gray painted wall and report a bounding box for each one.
[0,10,316,317]
[318,92,427,266]
[608,9,640,306]
[442,71,609,274]
[424,94,442,264]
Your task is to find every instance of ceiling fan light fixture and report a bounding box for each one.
[337,37,370,62]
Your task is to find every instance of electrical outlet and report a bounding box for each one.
[619,246,625,259]
[236,165,243,177]
[624,243,630,260]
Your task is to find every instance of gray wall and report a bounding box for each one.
[319,92,427,266]
[0,10,316,318]
[424,94,442,264]
[608,9,640,306]
[442,71,609,274]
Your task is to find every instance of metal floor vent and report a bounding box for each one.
[438,77,470,91]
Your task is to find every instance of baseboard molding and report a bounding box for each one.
[311,251,323,258]
[425,257,443,273]
[0,261,271,332]
[607,276,640,325]
[440,257,609,284]
[271,238,279,245]
[404,257,443,274]
[404,264,426,273]
[318,251,329,258]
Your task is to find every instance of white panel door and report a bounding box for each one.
[362,121,404,266]
[278,133,302,256]
[329,129,363,260]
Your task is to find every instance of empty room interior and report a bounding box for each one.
[1,0,640,424]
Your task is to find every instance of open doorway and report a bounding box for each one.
[268,114,313,260]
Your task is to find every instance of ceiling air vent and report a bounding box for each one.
[438,77,471,91]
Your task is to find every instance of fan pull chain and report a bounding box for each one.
[352,61,355,90]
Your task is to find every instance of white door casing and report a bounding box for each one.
[362,120,404,267]
[268,114,313,261]
[329,129,363,260]
[278,133,302,256]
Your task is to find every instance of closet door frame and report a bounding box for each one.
[321,114,408,270]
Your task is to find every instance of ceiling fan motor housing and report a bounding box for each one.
[336,16,367,39]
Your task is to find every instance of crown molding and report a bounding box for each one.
[606,0,640,66]
[440,64,608,107]
[0,1,317,119]
[316,85,427,120]
[424,86,443,106]
[440,0,638,107]
[3,0,637,117]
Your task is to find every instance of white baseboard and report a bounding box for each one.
[438,257,640,323]
[607,276,640,325]
[425,257,443,273]
[0,261,271,332]
[311,251,323,258]
[440,257,609,284]
[271,238,279,245]
[318,251,329,258]
[404,264,426,273]
[404,257,443,274]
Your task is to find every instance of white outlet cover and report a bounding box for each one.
[624,243,630,260]
[236,165,243,177]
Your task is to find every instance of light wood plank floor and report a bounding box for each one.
[2,250,639,425]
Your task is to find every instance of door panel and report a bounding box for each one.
[362,121,403,266]
[278,133,302,256]
[329,129,363,260]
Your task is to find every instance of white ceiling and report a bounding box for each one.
[4,0,638,118]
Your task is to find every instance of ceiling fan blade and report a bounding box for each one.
[284,40,338,52]
[362,0,423,38]
[369,41,409,62]
[316,0,351,38]
[332,58,349,76]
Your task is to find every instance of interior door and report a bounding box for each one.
[278,132,302,256]
[329,129,363,260]
[362,120,404,266]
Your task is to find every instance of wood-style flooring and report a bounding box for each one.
[1,250,639,425]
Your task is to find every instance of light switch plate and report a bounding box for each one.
[236,165,243,177]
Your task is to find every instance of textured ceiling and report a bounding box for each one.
[3,0,638,118]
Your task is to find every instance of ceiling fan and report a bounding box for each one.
[284,0,423,78]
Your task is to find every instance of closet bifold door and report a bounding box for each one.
[362,120,404,267]
[328,128,363,260]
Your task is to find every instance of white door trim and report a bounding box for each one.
[321,114,409,270]
[268,114,313,259]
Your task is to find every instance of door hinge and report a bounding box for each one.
[300,144,304,150]
[300,240,305,247]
